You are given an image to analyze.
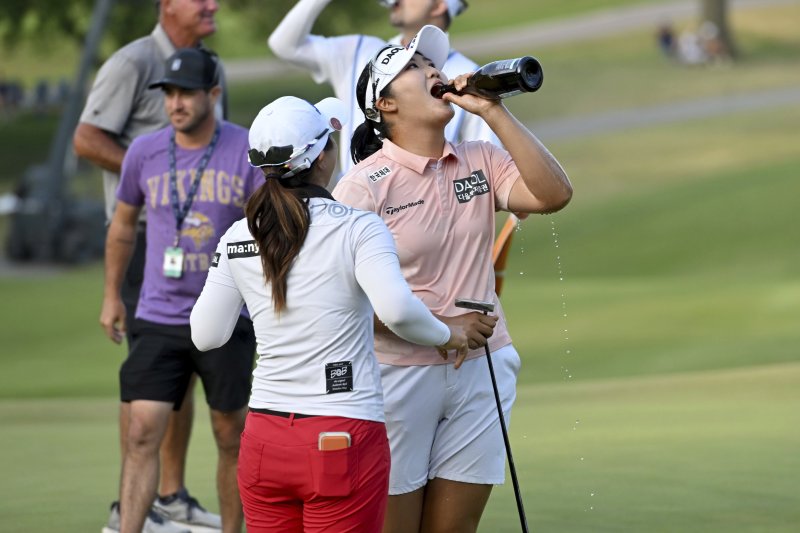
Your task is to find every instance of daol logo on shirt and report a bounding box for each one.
[453,169,490,204]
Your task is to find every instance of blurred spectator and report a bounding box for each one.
[34,79,50,113]
[0,75,22,114]
[677,29,707,66]
[656,22,676,59]
[57,78,71,106]
[0,75,6,111]
[8,81,24,110]
[699,21,730,65]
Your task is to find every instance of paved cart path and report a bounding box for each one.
[224,0,799,81]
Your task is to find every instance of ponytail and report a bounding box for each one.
[244,139,333,313]
[351,122,387,164]
[351,61,392,164]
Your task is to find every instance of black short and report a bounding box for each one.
[120,316,255,412]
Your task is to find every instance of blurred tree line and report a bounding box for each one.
[0,0,735,59]
[0,0,383,57]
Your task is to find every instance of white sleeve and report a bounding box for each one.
[190,231,245,351]
[352,214,450,347]
[456,108,502,146]
[268,0,335,82]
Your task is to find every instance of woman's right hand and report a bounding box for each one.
[438,312,498,350]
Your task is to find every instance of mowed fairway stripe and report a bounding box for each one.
[0,364,797,532]
[483,362,800,532]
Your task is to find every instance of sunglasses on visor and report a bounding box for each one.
[248,129,328,168]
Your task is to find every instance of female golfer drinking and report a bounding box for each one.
[333,26,572,533]
[190,95,468,532]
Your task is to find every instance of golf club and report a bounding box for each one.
[455,298,529,533]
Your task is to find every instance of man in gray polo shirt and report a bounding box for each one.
[74,1,227,531]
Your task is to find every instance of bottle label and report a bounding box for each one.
[486,58,521,75]
[500,89,524,99]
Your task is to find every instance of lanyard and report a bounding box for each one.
[169,124,220,244]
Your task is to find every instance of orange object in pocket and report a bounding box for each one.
[318,431,351,451]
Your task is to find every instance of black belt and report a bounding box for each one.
[249,407,317,419]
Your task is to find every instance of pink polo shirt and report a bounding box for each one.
[334,139,517,366]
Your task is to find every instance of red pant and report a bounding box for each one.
[238,411,390,532]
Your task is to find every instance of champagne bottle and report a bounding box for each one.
[431,56,543,100]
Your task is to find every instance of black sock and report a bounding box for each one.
[157,492,179,504]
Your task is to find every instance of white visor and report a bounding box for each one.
[363,24,450,123]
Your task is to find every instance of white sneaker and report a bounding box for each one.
[102,501,192,533]
[152,489,222,532]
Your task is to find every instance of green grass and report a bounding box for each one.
[436,0,657,35]
[498,4,800,121]
[1,364,797,532]
[531,108,800,279]
[482,363,800,532]
[1,3,799,531]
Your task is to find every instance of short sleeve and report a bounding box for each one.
[333,178,375,213]
[79,53,141,135]
[116,137,146,207]
[485,143,520,211]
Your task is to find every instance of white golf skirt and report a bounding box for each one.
[379,344,521,495]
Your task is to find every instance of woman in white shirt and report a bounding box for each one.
[190,95,468,532]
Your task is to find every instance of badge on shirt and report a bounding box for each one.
[163,246,184,278]
[453,169,490,204]
[368,166,392,183]
[325,361,353,394]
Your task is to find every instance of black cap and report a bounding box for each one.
[149,48,219,91]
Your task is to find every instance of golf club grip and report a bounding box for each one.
[484,345,530,532]
[454,298,495,313]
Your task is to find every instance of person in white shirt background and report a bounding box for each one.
[190,95,470,532]
[268,0,499,176]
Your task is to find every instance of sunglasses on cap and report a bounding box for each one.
[248,129,329,174]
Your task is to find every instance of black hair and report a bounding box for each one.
[245,137,334,313]
[350,59,392,164]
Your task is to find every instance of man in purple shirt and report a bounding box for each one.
[100,48,260,533]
